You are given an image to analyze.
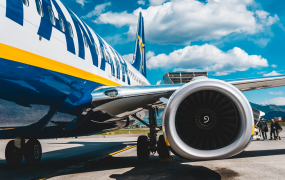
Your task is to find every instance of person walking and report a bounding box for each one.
[257,118,268,140]
[274,120,283,140]
[270,119,277,140]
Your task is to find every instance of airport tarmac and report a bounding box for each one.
[0,132,285,180]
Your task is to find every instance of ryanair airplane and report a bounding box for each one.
[1,0,285,165]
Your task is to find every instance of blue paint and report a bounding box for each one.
[6,0,24,26]
[37,0,75,54]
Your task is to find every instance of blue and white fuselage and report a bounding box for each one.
[0,0,149,139]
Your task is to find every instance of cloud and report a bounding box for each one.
[138,0,146,5]
[95,0,279,45]
[263,70,282,77]
[268,91,283,95]
[271,64,277,68]
[146,44,268,76]
[259,97,285,106]
[146,51,155,60]
[94,11,137,27]
[82,2,111,18]
[149,0,168,6]
[75,0,88,7]
[122,54,134,63]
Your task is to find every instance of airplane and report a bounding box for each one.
[1,0,285,165]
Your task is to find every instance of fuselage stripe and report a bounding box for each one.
[0,43,122,86]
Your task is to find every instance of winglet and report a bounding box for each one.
[133,12,146,78]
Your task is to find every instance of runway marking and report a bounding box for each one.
[35,145,137,180]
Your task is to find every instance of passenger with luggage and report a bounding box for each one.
[257,118,268,140]
[270,119,277,140]
[274,120,283,140]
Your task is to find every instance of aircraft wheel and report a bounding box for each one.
[5,140,23,165]
[24,139,42,165]
[137,135,149,162]
[158,135,170,158]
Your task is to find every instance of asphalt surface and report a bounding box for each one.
[0,132,285,180]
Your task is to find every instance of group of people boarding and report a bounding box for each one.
[257,118,283,140]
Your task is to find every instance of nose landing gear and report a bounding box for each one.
[5,138,42,165]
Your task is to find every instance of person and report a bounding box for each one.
[274,120,283,140]
[270,119,277,140]
[257,118,268,140]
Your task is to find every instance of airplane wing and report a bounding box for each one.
[91,76,285,117]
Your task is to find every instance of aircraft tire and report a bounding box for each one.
[137,135,149,162]
[158,135,170,158]
[24,139,42,165]
[5,140,23,165]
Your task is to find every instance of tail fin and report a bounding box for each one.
[133,12,146,77]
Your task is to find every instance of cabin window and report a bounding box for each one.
[83,34,88,48]
[58,15,65,32]
[48,7,56,25]
[22,0,29,6]
[67,22,74,37]
[35,0,43,16]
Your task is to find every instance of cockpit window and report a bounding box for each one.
[58,15,65,32]
[22,0,29,6]
[67,22,74,38]
[48,7,56,25]
[35,0,43,16]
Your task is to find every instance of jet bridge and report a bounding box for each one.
[163,72,208,84]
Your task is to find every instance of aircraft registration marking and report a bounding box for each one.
[35,145,137,180]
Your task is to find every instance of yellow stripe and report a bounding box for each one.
[0,43,121,86]
[164,137,170,146]
[252,125,255,135]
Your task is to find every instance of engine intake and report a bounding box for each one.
[163,78,254,160]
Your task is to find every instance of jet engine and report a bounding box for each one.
[162,77,254,160]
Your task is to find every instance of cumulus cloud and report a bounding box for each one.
[149,0,168,6]
[268,91,283,95]
[138,0,146,5]
[122,54,134,63]
[75,0,88,7]
[146,51,155,60]
[147,44,268,76]
[94,11,137,27]
[271,64,277,68]
[82,2,111,18]
[263,70,282,77]
[94,0,279,45]
[259,97,285,106]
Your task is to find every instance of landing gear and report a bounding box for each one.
[5,139,42,165]
[24,139,42,164]
[5,140,23,165]
[137,135,149,162]
[135,107,170,161]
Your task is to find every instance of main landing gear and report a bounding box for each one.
[134,107,171,162]
[5,138,42,165]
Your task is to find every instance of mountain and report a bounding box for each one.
[250,102,285,113]
[136,103,285,125]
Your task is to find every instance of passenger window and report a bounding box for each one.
[35,0,43,16]
[83,34,88,48]
[58,15,65,32]
[48,7,56,25]
[67,22,74,37]
[22,0,29,6]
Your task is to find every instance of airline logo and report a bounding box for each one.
[138,35,145,74]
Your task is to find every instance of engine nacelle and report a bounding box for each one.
[162,77,254,160]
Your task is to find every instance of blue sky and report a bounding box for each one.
[61,0,285,106]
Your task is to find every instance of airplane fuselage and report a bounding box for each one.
[0,0,149,139]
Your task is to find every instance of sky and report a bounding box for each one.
[61,0,285,106]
